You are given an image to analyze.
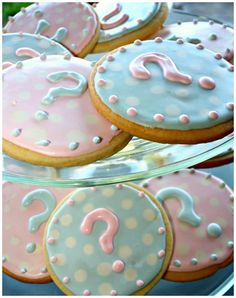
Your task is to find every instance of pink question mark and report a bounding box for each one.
[80,208,125,272]
[129,51,215,89]
[100,3,129,30]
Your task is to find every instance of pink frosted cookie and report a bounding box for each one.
[142,169,233,281]
[148,20,234,63]
[3,54,131,167]
[3,3,100,57]
[2,182,74,283]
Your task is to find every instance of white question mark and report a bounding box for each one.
[22,189,57,233]
[41,71,88,105]
[100,3,129,30]
[155,187,201,227]
[129,51,215,90]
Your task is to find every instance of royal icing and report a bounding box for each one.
[2,182,74,281]
[95,3,162,42]
[3,55,126,159]
[143,169,233,275]
[4,3,98,55]
[45,184,168,295]
[148,20,234,62]
[3,33,69,65]
[93,40,234,131]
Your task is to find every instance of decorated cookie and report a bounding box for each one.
[3,55,131,167]
[142,169,233,281]
[92,2,168,53]
[148,20,234,63]
[3,2,100,57]
[90,40,234,144]
[44,183,173,295]
[2,182,74,283]
[3,33,69,69]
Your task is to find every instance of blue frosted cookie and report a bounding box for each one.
[89,39,234,144]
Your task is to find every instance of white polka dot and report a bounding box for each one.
[121,199,133,210]
[142,233,154,245]
[179,224,189,232]
[24,127,47,141]
[125,96,140,106]
[60,214,73,226]
[101,187,115,197]
[37,40,50,49]
[34,83,46,91]
[177,51,187,58]
[74,269,88,282]
[98,283,113,295]
[208,96,221,105]
[118,245,133,258]
[165,104,181,116]
[125,77,139,86]
[70,21,78,29]
[96,263,112,276]
[176,244,191,255]
[175,89,189,98]
[124,268,137,281]
[216,218,227,227]
[196,228,205,238]
[65,236,77,248]
[66,100,79,109]
[83,203,95,213]
[83,244,94,255]
[190,64,202,70]
[150,85,165,95]
[85,115,99,125]
[199,108,209,117]
[50,114,63,124]
[12,111,30,123]
[146,254,157,266]
[67,131,87,142]
[209,197,220,207]
[195,250,208,260]
[55,6,64,13]
[143,208,156,221]
[50,229,60,240]
[55,253,66,266]
[3,205,10,213]
[55,17,65,24]
[18,91,32,101]
[125,217,138,229]
[75,191,86,202]
[3,45,14,54]
[10,237,20,246]
[108,62,123,71]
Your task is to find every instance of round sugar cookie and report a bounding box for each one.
[3,2,100,57]
[3,55,131,167]
[44,183,173,295]
[142,169,233,281]
[90,39,234,144]
[2,182,74,283]
[92,2,168,53]
[147,20,234,63]
[3,33,69,69]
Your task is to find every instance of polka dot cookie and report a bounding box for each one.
[3,33,69,69]
[90,39,234,144]
[3,55,131,167]
[2,182,74,283]
[3,2,100,57]
[148,20,234,63]
[92,2,168,53]
[44,183,173,295]
[142,169,233,281]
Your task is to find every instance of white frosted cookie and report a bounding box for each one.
[142,169,233,281]
[44,183,173,295]
[3,182,74,283]
[90,39,234,144]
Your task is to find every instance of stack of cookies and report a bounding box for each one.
[2,2,234,295]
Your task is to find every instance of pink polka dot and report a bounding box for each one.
[196,43,204,49]
[116,184,123,189]
[97,66,106,73]
[176,39,184,44]
[107,55,114,61]
[67,199,75,206]
[47,237,55,245]
[97,79,106,86]
[119,47,126,53]
[134,39,142,45]
[112,260,125,272]
[63,276,70,284]
[138,191,145,198]
[50,256,57,263]
[109,95,118,104]
[52,217,58,224]
[226,102,234,110]
[179,114,190,124]
[153,114,165,123]
[208,111,219,119]
[158,227,165,234]
[91,187,97,192]
[158,249,165,257]
[83,289,91,296]
[111,290,118,296]
[155,37,163,43]
[127,107,137,117]
[136,280,144,287]
[228,65,234,72]
[199,76,216,90]
[136,18,143,24]
[215,53,222,60]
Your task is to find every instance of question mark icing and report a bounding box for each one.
[22,189,57,233]
[16,47,40,58]
[80,208,119,254]
[101,3,129,30]
[41,71,87,105]
[34,19,50,35]
[51,27,68,42]
[129,52,193,84]
[156,187,201,227]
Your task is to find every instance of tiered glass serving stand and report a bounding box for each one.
[3,5,234,296]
